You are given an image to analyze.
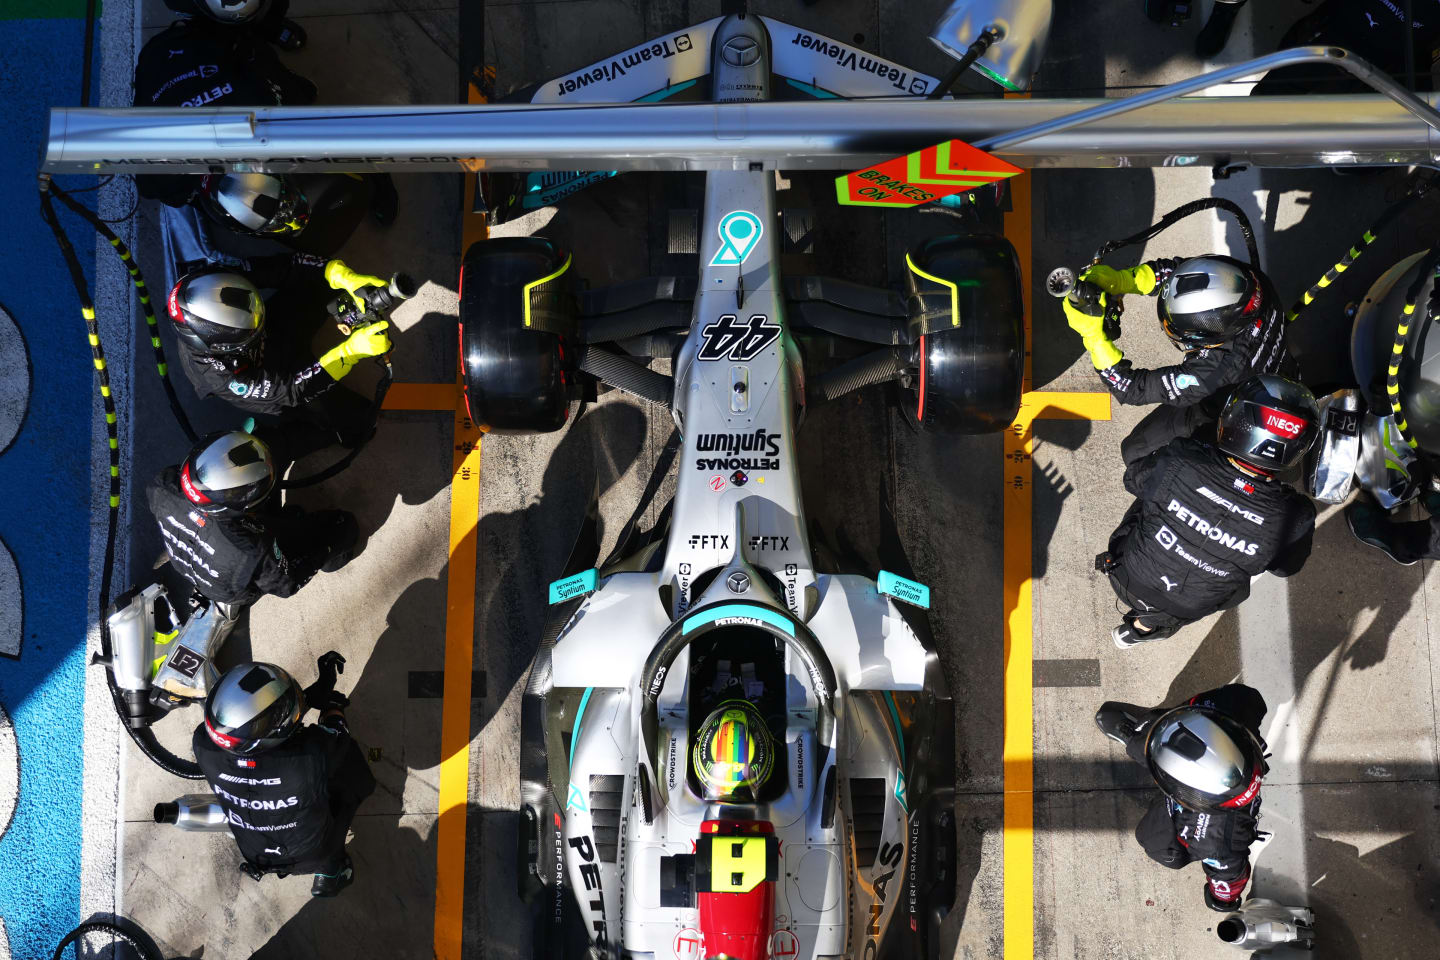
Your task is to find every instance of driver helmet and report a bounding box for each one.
[1158,255,1278,350]
[178,0,272,24]
[1215,375,1320,473]
[168,269,265,356]
[203,662,303,755]
[199,173,309,237]
[1144,704,1265,812]
[692,700,775,803]
[180,431,276,514]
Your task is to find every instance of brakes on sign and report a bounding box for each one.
[836,139,1022,208]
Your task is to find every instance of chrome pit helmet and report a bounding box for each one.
[1144,705,1266,812]
[188,0,271,23]
[1158,255,1277,350]
[199,173,309,237]
[168,270,265,356]
[1216,375,1321,473]
[180,431,276,515]
[203,662,304,755]
[692,700,776,803]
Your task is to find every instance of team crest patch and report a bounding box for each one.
[1174,374,1199,390]
[228,381,251,397]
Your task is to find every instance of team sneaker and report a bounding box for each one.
[269,18,308,52]
[311,856,354,898]
[1112,618,1175,649]
[1345,501,1416,566]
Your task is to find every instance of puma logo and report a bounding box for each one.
[1365,12,1378,27]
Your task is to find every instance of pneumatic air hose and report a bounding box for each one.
[1287,175,1437,323]
[48,183,197,443]
[52,919,164,960]
[1383,246,1440,451]
[1092,197,1260,271]
[40,175,205,780]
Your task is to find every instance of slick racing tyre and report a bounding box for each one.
[901,233,1024,434]
[460,237,579,433]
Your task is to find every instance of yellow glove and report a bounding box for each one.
[324,259,388,312]
[317,321,391,380]
[1081,263,1157,297]
[1062,296,1124,370]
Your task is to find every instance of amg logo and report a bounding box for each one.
[217,774,281,785]
[747,536,790,551]
[688,535,730,550]
[1195,486,1265,526]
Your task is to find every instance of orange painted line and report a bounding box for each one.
[1001,150,1110,960]
[433,404,483,960]
[382,381,462,411]
[433,60,492,960]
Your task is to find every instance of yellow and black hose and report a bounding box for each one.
[1384,246,1440,450]
[39,175,204,780]
[48,183,197,443]
[1288,175,1436,324]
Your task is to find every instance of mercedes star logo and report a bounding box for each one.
[726,571,751,594]
[722,36,760,67]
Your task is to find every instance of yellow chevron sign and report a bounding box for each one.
[836,139,1023,207]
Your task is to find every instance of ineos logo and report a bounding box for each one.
[1264,414,1303,438]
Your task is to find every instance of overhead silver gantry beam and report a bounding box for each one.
[42,46,1440,175]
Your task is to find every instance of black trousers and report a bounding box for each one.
[291,735,377,875]
[1108,572,1192,634]
[1121,403,1215,465]
[1136,795,1191,870]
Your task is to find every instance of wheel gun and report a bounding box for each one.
[326,272,418,335]
[1046,266,1124,341]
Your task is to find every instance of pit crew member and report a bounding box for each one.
[167,257,392,449]
[1095,683,1268,912]
[194,655,376,897]
[1097,375,1318,647]
[1064,254,1291,461]
[146,431,357,606]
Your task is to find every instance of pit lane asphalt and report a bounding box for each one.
[102,1,1440,958]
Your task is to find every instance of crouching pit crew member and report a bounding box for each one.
[146,431,357,606]
[1064,254,1291,461]
[167,257,393,450]
[1097,375,1318,648]
[1095,684,1269,912]
[195,655,376,897]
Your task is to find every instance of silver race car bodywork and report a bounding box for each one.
[507,16,959,960]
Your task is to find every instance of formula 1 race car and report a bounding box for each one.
[458,12,1022,960]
